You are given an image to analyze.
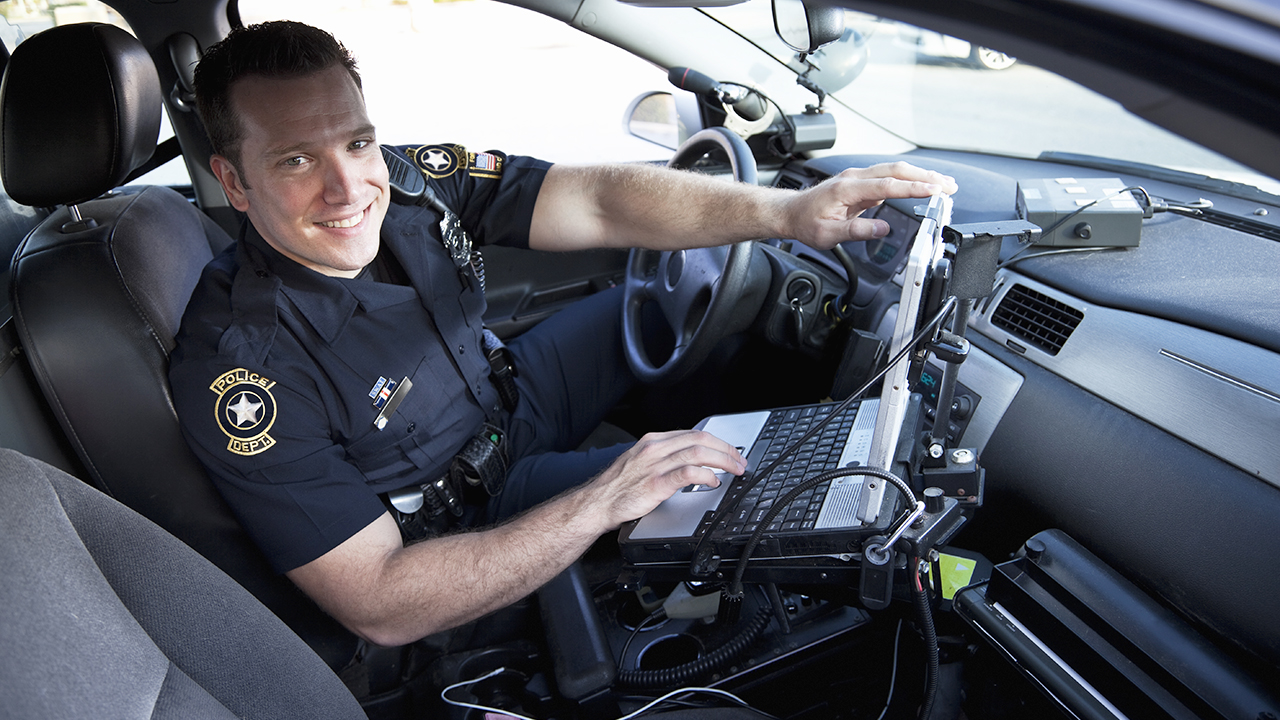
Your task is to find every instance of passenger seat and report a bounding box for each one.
[0,448,367,718]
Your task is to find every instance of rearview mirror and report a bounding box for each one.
[772,0,845,53]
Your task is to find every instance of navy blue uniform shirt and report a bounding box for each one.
[170,145,550,573]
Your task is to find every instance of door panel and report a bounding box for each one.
[481,245,629,338]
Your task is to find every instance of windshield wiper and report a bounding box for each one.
[1038,151,1280,205]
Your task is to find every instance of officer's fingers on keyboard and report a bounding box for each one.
[632,430,743,471]
[688,430,747,470]
[678,434,746,478]
[664,463,721,490]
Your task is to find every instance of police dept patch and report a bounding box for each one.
[210,368,278,456]
[410,144,463,179]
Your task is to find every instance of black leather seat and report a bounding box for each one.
[0,448,367,718]
[0,22,358,670]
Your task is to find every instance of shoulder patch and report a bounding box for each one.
[409,144,464,179]
[210,368,278,456]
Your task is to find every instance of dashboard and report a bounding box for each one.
[775,151,1280,488]
[765,149,1280,673]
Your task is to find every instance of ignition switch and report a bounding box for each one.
[786,277,816,304]
[785,277,817,347]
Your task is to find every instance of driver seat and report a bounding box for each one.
[0,22,359,670]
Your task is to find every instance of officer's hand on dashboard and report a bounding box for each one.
[787,162,958,250]
[585,429,746,530]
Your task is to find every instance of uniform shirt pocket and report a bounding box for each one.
[343,356,485,491]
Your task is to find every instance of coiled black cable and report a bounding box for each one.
[616,606,773,689]
[912,558,939,720]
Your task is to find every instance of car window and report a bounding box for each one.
[240,0,673,164]
[0,0,191,187]
[703,4,1279,194]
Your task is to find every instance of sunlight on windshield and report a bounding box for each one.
[849,16,1274,188]
[707,4,1279,194]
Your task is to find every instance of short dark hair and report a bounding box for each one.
[194,20,362,168]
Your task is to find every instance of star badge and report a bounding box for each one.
[424,149,451,171]
[412,144,461,178]
[210,368,279,456]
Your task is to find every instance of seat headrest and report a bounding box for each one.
[0,23,162,208]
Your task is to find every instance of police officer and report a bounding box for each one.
[169,20,956,647]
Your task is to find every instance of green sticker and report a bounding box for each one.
[939,554,978,600]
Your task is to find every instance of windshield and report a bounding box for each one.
[705,3,1280,195]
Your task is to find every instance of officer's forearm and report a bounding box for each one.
[529,162,792,253]
[287,430,740,647]
[530,162,956,254]
[288,487,609,647]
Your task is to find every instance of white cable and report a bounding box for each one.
[874,619,905,720]
[439,667,539,720]
[616,686,753,720]
[442,668,757,720]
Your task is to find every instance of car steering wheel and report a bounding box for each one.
[622,127,759,385]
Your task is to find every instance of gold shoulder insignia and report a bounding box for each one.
[408,144,464,179]
[210,368,278,456]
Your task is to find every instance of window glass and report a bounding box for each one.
[239,0,671,164]
[704,4,1279,194]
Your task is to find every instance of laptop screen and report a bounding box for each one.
[860,192,952,523]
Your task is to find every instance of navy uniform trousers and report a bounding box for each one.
[488,284,636,520]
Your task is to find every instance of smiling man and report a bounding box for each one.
[207,63,389,277]
[169,20,955,649]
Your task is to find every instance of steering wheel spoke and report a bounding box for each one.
[621,127,760,385]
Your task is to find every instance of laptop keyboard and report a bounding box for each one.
[708,402,873,539]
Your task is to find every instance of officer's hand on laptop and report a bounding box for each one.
[784,162,958,250]
[582,429,746,530]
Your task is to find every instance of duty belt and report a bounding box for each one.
[385,424,508,542]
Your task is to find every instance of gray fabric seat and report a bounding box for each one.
[0,448,367,719]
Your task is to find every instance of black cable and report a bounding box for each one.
[727,466,914,596]
[831,243,859,317]
[912,558,939,720]
[617,606,667,670]
[689,296,957,575]
[616,606,773,689]
[999,244,1127,270]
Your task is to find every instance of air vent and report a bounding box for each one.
[991,284,1083,355]
[774,172,807,190]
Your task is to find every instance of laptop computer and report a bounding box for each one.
[618,193,953,576]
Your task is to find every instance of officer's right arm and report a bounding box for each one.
[285,429,745,647]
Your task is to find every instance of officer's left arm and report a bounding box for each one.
[527,161,956,253]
